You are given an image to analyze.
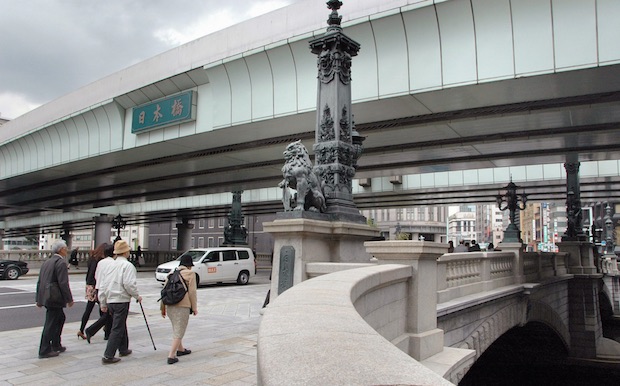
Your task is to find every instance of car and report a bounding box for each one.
[0,260,29,280]
[156,247,255,286]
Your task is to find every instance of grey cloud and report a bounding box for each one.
[0,0,294,115]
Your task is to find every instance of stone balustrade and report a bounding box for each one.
[258,240,586,385]
[437,251,517,303]
[257,264,454,386]
[523,251,569,280]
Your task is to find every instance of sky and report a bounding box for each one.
[0,0,295,120]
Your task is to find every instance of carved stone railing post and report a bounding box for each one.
[499,242,525,283]
[365,240,447,361]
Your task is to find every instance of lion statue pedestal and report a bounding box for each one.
[263,214,381,303]
[265,140,381,303]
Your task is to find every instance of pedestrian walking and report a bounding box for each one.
[84,243,115,342]
[77,243,107,340]
[160,254,198,364]
[469,240,481,252]
[69,247,79,269]
[35,240,74,358]
[98,240,142,364]
[136,246,145,267]
[454,240,468,252]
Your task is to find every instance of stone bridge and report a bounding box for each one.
[257,241,620,385]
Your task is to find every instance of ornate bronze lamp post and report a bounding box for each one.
[351,121,365,171]
[604,203,615,255]
[496,180,527,243]
[224,190,248,245]
[309,0,363,222]
[563,190,584,241]
[112,214,126,241]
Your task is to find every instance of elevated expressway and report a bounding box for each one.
[2,0,620,236]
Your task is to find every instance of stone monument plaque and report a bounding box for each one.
[278,246,295,295]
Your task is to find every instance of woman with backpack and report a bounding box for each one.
[160,254,198,364]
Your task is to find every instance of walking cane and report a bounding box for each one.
[138,300,156,350]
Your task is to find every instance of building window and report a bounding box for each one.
[208,219,215,228]
[218,237,224,246]
[198,219,205,229]
[406,208,414,221]
[416,209,423,221]
[218,218,225,228]
[198,237,205,248]
[208,237,214,247]
[172,238,177,249]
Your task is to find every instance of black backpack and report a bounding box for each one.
[158,269,188,305]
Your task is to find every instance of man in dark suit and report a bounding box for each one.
[36,240,74,358]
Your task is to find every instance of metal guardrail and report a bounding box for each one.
[0,249,273,270]
[0,249,183,269]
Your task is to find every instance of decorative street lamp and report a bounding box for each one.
[563,190,584,241]
[112,214,126,241]
[604,203,615,255]
[351,119,366,171]
[224,190,248,246]
[496,180,527,243]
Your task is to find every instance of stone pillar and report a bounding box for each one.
[176,219,194,251]
[0,229,4,250]
[497,242,525,283]
[601,204,620,315]
[94,215,113,247]
[264,216,379,303]
[139,223,149,250]
[568,276,603,359]
[61,223,72,249]
[364,240,447,361]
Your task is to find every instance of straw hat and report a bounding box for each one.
[113,240,131,255]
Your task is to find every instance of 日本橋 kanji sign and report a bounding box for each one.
[131,91,196,133]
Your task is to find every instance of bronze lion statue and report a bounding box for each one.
[279,140,327,213]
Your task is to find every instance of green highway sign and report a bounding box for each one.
[132,91,196,133]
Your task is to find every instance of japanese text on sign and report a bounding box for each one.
[132,91,195,133]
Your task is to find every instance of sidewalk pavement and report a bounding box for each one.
[0,268,271,386]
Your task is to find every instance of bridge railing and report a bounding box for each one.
[436,251,516,304]
[523,251,569,281]
[258,241,578,385]
[435,250,571,304]
[258,264,455,386]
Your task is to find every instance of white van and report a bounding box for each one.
[156,247,256,286]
